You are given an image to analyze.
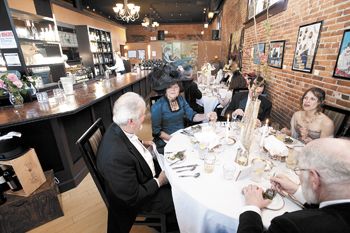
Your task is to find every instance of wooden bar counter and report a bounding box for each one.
[0,71,152,192]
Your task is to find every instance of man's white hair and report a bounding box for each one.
[298,138,350,185]
[112,92,146,126]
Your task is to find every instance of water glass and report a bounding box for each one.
[204,153,216,173]
[223,163,236,180]
[36,91,48,103]
[53,88,65,103]
[286,149,298,169]
[250,159,266,183]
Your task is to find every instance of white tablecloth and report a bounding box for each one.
[158,124,302,233]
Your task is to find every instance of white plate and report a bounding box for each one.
[266,193,285,210]
[165,151,186,164]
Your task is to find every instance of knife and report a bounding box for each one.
[172,164,199,169]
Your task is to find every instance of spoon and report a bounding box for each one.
[179,172,200,178]
[176,166,196,173]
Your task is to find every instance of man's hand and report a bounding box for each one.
[142,140,154,148]
[157,171,168,187]
[270,174,299,195]
[242,184,271,209]
[233,109,244,117]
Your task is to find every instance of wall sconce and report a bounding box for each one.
[164,30,169,34]
[200,31,204,35]
[204,23,208,28]
[208,12,214,19]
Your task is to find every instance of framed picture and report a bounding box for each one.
[247,0,282,20]
[253,43,265,64]
[268,40,285,68]
[127,50,137,58]
[292,21,323,73]
[137,49,145,60]
[333,29,350,80]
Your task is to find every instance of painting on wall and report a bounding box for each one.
[162,42,198,69]
[248,0,280,20]
[333,29,350,80]
[253,43,265,65]
[292,21,322,73]
[228,28,244,67]
[268,40,285,69]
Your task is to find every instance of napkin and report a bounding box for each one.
[194,131,220,149]
[264,135,288,156]
[0,131,21,141]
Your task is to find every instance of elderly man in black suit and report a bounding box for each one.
[225,76,271,122]
[97,92,178,233]
[238,138,350,233]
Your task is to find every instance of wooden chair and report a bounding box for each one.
[76,118,167,233]
[322,104,350,137]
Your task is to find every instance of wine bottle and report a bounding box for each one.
[2,166,22,192]
[0,166,10,191]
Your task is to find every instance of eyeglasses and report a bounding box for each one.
[293,167,311,175]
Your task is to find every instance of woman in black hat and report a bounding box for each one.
[151,71,217,154]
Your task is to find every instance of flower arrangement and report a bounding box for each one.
[0,73,26,96]
[0,73,36,107]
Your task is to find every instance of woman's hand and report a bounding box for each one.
[281,127,291,136]
[207,112,218,122]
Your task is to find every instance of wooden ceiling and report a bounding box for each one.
[80,0,224,25]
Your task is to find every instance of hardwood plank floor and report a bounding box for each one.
[28,106,158,233]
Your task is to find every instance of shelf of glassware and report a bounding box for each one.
[11,9,63,68]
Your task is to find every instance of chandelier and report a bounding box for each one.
[141,17,159,31]
[113,0,140,22]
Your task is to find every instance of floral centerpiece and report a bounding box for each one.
[0,73,36,107]
[200,62,215,85]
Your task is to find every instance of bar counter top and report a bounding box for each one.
[0,71,150,129]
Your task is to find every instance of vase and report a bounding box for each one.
[239,97,261,151]
[9,92,24,108]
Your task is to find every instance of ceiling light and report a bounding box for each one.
[208,12,214,19]
[141,17,159,31]
[113,0,140,23]
[204,23,208,28]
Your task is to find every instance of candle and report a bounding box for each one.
[260,119,269,147]
[225,114,229,141]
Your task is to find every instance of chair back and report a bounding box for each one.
[76,118,109,207]
[322,104,350,137]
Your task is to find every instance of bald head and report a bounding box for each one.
[299,138,350,185]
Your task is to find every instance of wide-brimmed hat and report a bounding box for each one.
[150,71,183,92]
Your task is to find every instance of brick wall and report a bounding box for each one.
[126,24,212,42]
[221,0,350,128]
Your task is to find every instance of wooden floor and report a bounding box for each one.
[28,107,158,233]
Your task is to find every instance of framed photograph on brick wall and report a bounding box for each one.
[333,29,350,80]
[268,40,285,69]
[292,21,323,73]
[253,43,265,64]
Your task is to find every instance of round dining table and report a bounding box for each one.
[156,122,302,233]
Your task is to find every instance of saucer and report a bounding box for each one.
[265,193,285,210]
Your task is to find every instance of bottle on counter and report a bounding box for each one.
[2,165,22,192]
[0,166,10,192]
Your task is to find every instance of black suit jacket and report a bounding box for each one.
[225,92,272,121]
[238,203,350,233]
[97,123,163,233]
